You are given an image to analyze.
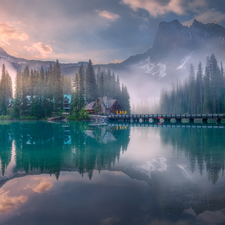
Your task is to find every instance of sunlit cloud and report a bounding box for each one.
[121,0,207,18]
[0,190,27,214]
[0,22,29,45]
[24,42,53,58]
[24,177,53,193]
[32,180,52,193]
[98,10,120,21]
[182,9,225,26]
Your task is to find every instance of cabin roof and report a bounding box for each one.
[98,97,121,109]
[85,101,95,110]
[63,94,71,104]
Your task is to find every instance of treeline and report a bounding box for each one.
[0,59,130,119]
[160,54,225,114]
[0,65,13,115]
[70,59,131,115]
[13,60,64,119]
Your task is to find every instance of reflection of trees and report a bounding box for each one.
[1,122,130,180]
[12,122,64,179]
[160,127,225,184]
[71,124,130,180]
[0,124,12,175]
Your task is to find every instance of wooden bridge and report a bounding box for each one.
[107,114,225,124]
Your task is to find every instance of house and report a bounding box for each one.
[63,95,71,112]
[85,101,96,114]
[85,96,122,115]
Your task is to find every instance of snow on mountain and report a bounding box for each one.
[177,51,194,70]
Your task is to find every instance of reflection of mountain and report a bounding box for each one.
[0,122,130,180]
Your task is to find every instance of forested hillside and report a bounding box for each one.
[160,54,225,114]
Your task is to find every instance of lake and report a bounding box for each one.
[0,121,225,225]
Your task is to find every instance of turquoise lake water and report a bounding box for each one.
[0,121,225,225]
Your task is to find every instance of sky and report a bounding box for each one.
[1,0,225,64]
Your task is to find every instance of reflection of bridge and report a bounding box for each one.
[107,114,225,124]
[107,122,225,128]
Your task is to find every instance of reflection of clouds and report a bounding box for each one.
[33,180,52,193]
[100,217,120,225]
[0,190,27,214]
[111,171,125,176]
[24,177,53,193]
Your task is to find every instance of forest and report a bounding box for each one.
[0,59,131,119]
[159,54,225,114]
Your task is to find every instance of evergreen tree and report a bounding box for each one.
[53,60,63,112]
[0,64,8,115]
[99,72,105,97]
[85,59,98,102]
[196,62,203,113]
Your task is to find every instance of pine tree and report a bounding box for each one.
[196,62,203,113]
[53,60,63,112]
[99,72,105,97]
[188,64,196,113]
[0,64,8,115]
[85,59,98,102]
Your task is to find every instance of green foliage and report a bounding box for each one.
[0,115,12,120]
[67,108,90,120]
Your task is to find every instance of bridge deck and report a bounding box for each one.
[107,114,225,121]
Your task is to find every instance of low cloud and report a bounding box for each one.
[0,190,27,214]
[24,42,53,58]
[98,11,120,21]
[0,22,29,45]
[121,0,207,18]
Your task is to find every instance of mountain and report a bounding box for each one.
[118,19,225,80]
[0,47,88,76]
[1,19,225,78]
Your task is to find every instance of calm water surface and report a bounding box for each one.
[0,121,225,225]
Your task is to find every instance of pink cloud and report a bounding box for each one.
[98,11,120,21]
[121,0,207,18]
[24,42,53,58]
[0,22,29,45]
[0,190,27,214]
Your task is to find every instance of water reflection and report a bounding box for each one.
[0,122,130,180]
[160,127,225,184]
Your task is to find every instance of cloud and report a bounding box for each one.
[0,22,29,45]
[24,177,53,193]
[98,11,120,21]
[32,180,52,193]
[24,42,53,58]
[0,190,27,214]
[121,0,207,17]
[139,24,149,30]
[121,0,184,17]
[182,9,225,26]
